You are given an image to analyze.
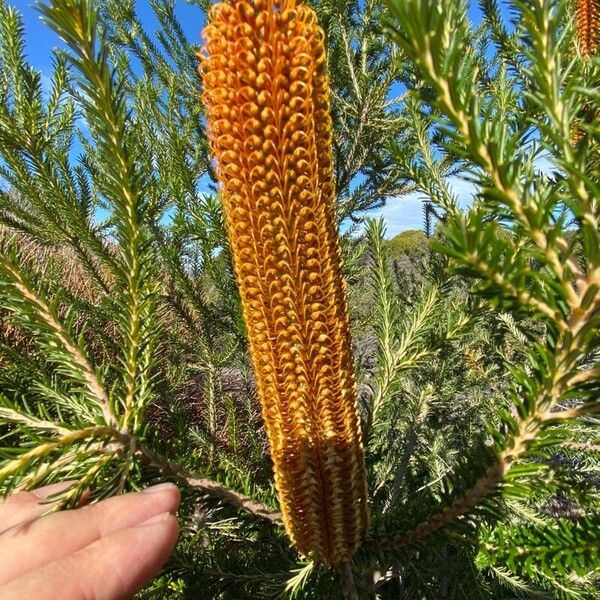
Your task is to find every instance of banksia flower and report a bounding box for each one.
[199,0,369,565]
[576,0,600,56]
[573,0,600,145]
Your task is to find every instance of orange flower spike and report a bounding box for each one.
[576,0,600,56]
[200,0,369,565]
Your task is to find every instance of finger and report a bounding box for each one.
[0,512,179,600]
[0,482,77,535]
[0,483,180,586]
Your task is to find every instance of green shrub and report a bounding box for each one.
[0,0,598,597]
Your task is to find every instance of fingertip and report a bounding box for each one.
[106,512,179,594]
[136,511,177,528]
[142,482,181,509]
[136,512,180,550]
[0,512,180,600]
[142,482,178,495]
[138,483,181,516]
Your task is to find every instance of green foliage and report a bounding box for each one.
[479,518,600,580]
[377,0,600,595]
[0,0,599,598]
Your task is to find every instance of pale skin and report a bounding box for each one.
[0,481,180,600]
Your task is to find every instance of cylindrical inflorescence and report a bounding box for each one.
[199,0,369,565]
[576,0,600,56]
[572,0,600,145]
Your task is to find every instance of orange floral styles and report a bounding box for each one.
[199,0,369,565]
[576,0,600,55]
[572,0,600,145]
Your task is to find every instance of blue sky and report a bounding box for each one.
[14,0,508,237]
[17,1,205,74]
[16,0,490,71]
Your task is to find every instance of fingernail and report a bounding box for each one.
[142,482,177,494]
[137,512,171,527]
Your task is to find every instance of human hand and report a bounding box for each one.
[0,481,180,600]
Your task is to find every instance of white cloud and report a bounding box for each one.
[373,175,479,238]
[447,175,479,205]
[370,152,557,239]
[372,191,427,236]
